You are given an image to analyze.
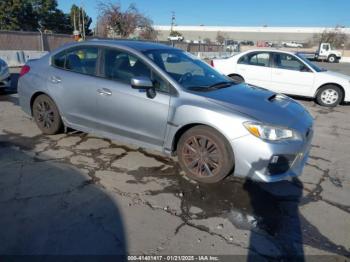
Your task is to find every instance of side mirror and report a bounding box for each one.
[131,76,153,89]
[166,56,181,63]
[131,76,156,99]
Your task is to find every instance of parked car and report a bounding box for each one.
[224,40,240,52]
[298,42,342,63]
[18,41,313,183]
[256,41,272,48]
[211,49,350,107]
[168,35,184,41]
[240,40,254,46]
[0,58,11,90]
[282,41,303,48]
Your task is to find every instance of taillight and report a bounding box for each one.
[210,60,214,67]
[19,65,30,77]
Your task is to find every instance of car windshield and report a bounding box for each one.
[142,49,233,90]
[295,53,326,72]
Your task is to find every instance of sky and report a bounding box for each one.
[58,0,350,28]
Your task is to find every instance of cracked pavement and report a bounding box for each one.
[0,68,350,260]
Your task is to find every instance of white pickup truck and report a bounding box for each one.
[167,35,184,41]
[298,42,342,63]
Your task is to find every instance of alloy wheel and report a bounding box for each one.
[34,100,55,129]
[182,135,222,177]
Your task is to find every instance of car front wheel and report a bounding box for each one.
[32,94,63,134]
[177,125,234,183]
[316,85,343,107]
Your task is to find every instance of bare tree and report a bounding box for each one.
[216,31,225,45]
[139,26,158,41]
[203,37,211,44]
[97,2,155,39]
[313,26,347,48]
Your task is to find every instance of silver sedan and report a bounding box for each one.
[18,40,313,183]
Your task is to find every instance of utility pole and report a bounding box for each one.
[170,11,175,33]
[78,7,82,35]
[82,7,85,40]
[73,9,77,31]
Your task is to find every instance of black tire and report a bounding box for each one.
[177,125,234,183]
[328,55,337,63]
[32,94,63,135]
[316,85,343,107]
[229,74,244,84]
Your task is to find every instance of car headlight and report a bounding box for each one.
[243,122,301,141]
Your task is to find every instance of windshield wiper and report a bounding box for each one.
[208,81,235,89]
[186,81,235,92]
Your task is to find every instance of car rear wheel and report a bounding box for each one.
[32,94,63,134]
[177,125,234,183]
[229,75,244,84]
[316,85,343,107]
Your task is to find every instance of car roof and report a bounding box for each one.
[241,49,296,55]
[64,39,179,52]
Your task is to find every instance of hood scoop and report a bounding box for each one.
[268,93,289,102]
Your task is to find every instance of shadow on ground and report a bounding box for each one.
[0,135,127,259]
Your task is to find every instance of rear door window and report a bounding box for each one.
[52,47,98,76]
[248,53,270,67]
[52,51,66,68]
[65,47,98,75]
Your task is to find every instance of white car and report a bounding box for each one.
[282,41,303,48]
[211,49,350,107]
[0,58,11,90]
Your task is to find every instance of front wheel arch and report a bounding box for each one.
[176,124,235,183]
[314,83,345,103]
[171,123,234,157]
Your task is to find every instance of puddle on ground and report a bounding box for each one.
[127,165,350,257]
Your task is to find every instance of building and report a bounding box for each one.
[154,25,350,43]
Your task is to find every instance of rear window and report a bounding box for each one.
[52,47,98,76]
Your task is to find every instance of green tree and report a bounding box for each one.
[0,0,36,31]
[169,30,182,37]
[30,0,72,33]
[0,0,92,34]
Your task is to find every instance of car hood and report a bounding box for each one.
[196,83,311,128]
[318,70,350,80]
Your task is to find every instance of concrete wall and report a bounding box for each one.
[154,26,350,43]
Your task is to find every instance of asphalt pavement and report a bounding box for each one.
[0,64,349,260]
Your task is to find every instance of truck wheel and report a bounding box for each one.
[328,55,337,63]
[316,85,343,107]
[177,125,234,183]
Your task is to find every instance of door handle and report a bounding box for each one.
[97,88,112,96]
[50,76,61,84]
